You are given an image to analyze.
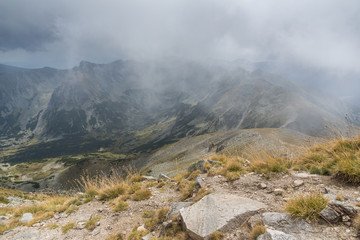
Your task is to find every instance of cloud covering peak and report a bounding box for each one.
[0,0,359,103]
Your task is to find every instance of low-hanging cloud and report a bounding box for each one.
[0,0,359,103]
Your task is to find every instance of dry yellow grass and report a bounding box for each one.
[61,222,75,234]
[250,225,266,240]
[193,188,213,202]
[285,192,328,223]
[0,195,76,234]
[295,135,360,183]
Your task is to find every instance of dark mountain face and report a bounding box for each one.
[0,59,359,158]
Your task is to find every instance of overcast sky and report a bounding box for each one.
[0,0,359,102]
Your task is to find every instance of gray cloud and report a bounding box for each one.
[0,0,359,103]
[0,1,60,51]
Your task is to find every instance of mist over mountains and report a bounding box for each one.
[1,59,359,162]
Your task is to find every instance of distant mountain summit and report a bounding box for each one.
[0,63,29,73]
[0,59,359,158]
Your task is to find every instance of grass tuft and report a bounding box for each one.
[114,200,129,212]
[250,224,266,240]
[46,224,59,229]
[142,209,155,218]
[285,192,328,222]
[99,184,128,200]
[85,215,101,231]
[62,222,75,234]
[0,196,9,204]
[131,189,152,201]
[209,231,224,240]
[106,232,124,240]
[193,188,213,202]
[295,136,360,184]
[157,207,169,223]
[65,205,79,215]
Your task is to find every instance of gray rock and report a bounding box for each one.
[137,225,147,232]
[258,229,298,240]
[143,176,157,181]
[342,215,351,222]
[76,221,86,229]
[274,189,285,196]
[188,159,207,173]
[319,206,341,223]
[180,193,266,240]
[188,160,217,173]
[19,213,33,223]
[0,215,9,225]
[324,188,335,194]
[262,212,312,234]
[166,202,192,219]
[195,177,205,189]
[160,220,173,236]
[293,180,304,187]
[328,200,357,217]
[292,173,317,178]
[142,233,156,240]
[258,183,267,189]
[158,173,171,180]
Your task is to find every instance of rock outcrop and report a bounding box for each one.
[180,193,266,240]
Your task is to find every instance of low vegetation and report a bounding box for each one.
[209,231,224,240]
[295,136,360,184]
[250,224,266,240]
[1,134,360,239]
[85,215,101,231]
[131,189,152,201]
[61,222,75,234]
[113,200,129,212]
[285,192,328,222]
[0,196,9,204]
[0,193,85,234]
[106,232,125,240]
[193,187,213,202]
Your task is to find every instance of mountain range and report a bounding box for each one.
[0,59,359,164]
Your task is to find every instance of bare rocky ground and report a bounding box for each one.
[1,169,360,240]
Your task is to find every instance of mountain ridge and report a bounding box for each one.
[0,59,359,162]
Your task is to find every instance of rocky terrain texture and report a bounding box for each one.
[2,132,360,240]
[1,168,360,240]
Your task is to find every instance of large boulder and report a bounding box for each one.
[180,193,266,240]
